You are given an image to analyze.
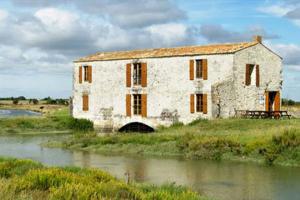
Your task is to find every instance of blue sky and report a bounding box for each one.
[0,0,300,100]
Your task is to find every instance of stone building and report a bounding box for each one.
[72,36,282,132]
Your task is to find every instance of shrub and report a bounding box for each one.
[68,117,94,132]
[12,99,19,105]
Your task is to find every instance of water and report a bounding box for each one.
[0,109,41,117]
[0,135,299,200]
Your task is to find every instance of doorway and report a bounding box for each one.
[265,91,280,111]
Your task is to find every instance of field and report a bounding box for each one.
[47,118,300,167]
[0,157,208,200]
[0,106,71,135]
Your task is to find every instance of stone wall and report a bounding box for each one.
[233,44,282,111]
[72,54,234,130]
[72,43,282,130]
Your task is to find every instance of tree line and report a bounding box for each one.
[0,96,69,105]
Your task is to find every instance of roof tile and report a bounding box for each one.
[75,42,258,62]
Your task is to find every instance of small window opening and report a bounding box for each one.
[196,94,203,112]
[133,63,142,85]
[133,94,141,115]
[196,60,203,79]
[84,66,89,82]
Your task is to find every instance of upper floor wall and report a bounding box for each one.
[233,43,282,110]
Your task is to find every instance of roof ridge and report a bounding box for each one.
[75,41,259,62]
[91,41,257,56]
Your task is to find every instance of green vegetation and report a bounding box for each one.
[0,157,207,200]
[47,119,300,167]
[0,107,94,135]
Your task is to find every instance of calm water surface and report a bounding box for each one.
[0,109,41,117]
[0,135,299,200]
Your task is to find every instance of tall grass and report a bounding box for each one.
[0,157,206,200]
[51,119,300,166]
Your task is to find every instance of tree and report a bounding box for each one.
[12,99,19,105]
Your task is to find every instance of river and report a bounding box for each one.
[0,134,299,200]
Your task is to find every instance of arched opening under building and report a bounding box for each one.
[118,122,155,133]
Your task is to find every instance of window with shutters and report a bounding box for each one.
[133,63,142,85]
[196,94,203,112]
[133,94,141,115]
[245,64,256,86]
[196,60,203,78]
[83,66,89,82]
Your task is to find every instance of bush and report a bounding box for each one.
[12,99,19,105]
[68,118,94,132]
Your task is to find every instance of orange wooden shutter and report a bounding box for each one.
[203,94,208,114]
[141,63,147,87]
[202,59,208,80]
[126,94,131,117]
[79,66,82,84]
[189,60,194,80]
[141,94,147,117]
[245,64,251,86]
[82,95,89,111]
[256,65,260,87]
[274,91,281,111]
[126,63,131,87]
[190,94,195,113]
[265,92,269,111]
[88,66,92,83]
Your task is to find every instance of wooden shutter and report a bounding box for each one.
[82,95,89,111]
[88,66,92,83]
[126,63,131,87]
[245,64,251,86]
[202,59,208,80]
[274,91,281,111]
[265,92,269,112]
[189,60,194,80]
[126,94,131,117]
[256,65,260,87]
[190,94,195,113]
[141,94,147,117]
[79,66,82,84]
[203,94,208,114]
[141,63,147,87]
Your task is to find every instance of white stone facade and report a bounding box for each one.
[72,43,282,131]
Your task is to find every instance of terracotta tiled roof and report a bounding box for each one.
[75,41,259,62]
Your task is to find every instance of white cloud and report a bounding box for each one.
[0,9,8,21]
[257,5,292,17]
[146,23,192,47]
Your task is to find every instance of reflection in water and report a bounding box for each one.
[0,109,41,117]
[0,135,299,200]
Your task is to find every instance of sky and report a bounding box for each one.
[0,0,300,100]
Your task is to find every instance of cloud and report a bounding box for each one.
[285,7,300,19]
[270,43,300,66]
[199,24,279,43]
[11,0,187,28]
[257,5,292,17]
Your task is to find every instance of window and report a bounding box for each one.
[196,60,203,78]
[84,66,89,82]
[82,94,89,111]
[245,64,256,86]
[133,63,142,85]
[196,94,203,112]
[133,94,141,115]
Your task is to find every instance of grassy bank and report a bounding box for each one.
[0,107,71,135]
[47,119,300,167]
[0,157,207,200]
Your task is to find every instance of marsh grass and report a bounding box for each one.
[0,157,206,200]
[51,119,300,166]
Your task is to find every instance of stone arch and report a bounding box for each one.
[118,122,155,133]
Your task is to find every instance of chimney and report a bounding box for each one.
[253,35,262,43]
